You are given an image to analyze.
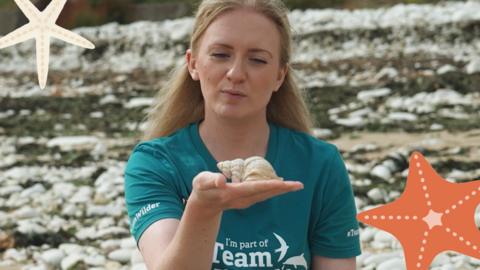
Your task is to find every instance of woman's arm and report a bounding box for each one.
[312,255,356,270]
[138,171,303,270]
[139,197,222,270]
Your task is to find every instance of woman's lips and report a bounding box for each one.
[221,90,246,98]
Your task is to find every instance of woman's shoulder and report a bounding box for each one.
[130,124,193,159]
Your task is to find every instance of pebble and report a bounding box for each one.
[387,112,418,122]
[17,220,47,234]
[61,254,84,270]
[41,249,65,266]
[108,249,133,263]
[367,187,387,202]
[124,98,154,109]
[84,254,106,266]
[372,231,397,249]
[131,263,147,270]
[437,64,457,74]
[4,248,27,262]
[46,136,101,151]
[357,88,392,102]
[71,186,93,203]
[334,117,366,127]
[121,237,137,249]
[371,165,392,181]
[363,251,401,266]
[377,257,405,270]
[20,183,46,198]
[466,58,480,74]
[130,249,144,264]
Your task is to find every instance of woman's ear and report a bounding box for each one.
[274,64,288,92]
[186,49,199,81]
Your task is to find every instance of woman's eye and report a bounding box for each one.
[211,53,229,59]
[251,58,267,64]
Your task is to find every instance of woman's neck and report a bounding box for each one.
[198,115,270,162]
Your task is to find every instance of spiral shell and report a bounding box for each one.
[217,156,282,182]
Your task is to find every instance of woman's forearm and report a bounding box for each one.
[154,196,222,270]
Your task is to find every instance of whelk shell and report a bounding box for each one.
[217,156,283,182]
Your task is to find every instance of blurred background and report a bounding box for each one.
[0,0,446,34]
[0,0,479,269]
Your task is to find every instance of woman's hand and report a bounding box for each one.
[189,171,304,216]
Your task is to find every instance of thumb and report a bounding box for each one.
[193,171,226,190]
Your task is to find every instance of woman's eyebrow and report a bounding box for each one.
[208,43,273,58]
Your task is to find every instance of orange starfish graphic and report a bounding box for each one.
[357,152,480,270]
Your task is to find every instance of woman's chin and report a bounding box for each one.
[214,109,249,121]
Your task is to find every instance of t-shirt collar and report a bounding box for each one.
[189,120,278,172]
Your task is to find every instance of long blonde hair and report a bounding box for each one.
[143,0,315,140]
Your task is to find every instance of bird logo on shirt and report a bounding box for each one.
[273,232,289,261]
[274,232,308,269]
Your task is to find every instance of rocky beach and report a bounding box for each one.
[0,1,479,269]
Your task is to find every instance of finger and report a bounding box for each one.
[193,172,225,191]
[230,180,303,196]
[232,185,303,209]
[231,176,241,183]
[215,174,227,189]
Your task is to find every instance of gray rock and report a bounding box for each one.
[373,231,397,249]
[437,64,457,74]
[466,58,480,74]
[131,263,147,270]
[61,254,84,270]
[130,249,144,265]
[357,88,392,102]
[108,249,133,263]
[12,206,40,219]
[387,112,418,122]
[71,186,93,204]
[20,183,46,198]
[377,257,405,270]
[334,117,366,127]
[17,220,47,234]
[367,187,387,202]
[363,251,401,267]
[84,254,106,266]
[47,136,100,151]
[430,253,451,267]
[371,165,392,181]
[41,249,65,266]
[3,248,27,262]
[121,237,137,249]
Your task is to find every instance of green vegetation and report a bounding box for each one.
[0,0,15,9]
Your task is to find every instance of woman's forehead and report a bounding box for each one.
[199,8,281,53]
[207,43,273,57]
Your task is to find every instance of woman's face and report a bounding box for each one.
[187,8,287,122]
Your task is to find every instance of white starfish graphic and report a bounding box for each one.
[0,0,95,89]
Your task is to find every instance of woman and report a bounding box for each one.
[124,0,361,269]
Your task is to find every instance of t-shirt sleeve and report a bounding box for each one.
[310,146,361,258]
[124,143,184,244]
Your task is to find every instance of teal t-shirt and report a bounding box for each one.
[124,121,361,269]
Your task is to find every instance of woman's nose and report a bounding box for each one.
[226,59,246,83]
